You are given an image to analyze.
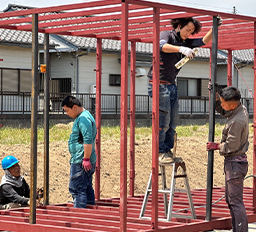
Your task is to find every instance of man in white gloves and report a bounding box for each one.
[147,17,222,164]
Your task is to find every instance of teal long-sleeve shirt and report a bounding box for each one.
[68,110,97,164]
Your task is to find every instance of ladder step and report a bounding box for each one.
[174,174,187,178]
[146,189,188,194]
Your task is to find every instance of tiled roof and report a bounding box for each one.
[233,49,254,62]
[62,35,227,60]
[0,29,57,46]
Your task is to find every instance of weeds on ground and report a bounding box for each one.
[0,123,253,145]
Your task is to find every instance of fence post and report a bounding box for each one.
[190,98,193,114]
[115,95,118,114]
[204,97,207,114]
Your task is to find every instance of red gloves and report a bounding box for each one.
[82,158,92,171]
[207,142,219,151]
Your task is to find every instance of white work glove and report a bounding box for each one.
[217,15,222,27]
[179,46,195,59]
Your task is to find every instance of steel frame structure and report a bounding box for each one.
[0,0,256,231]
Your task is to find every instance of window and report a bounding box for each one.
[177,78,201,97]
[50,78,71,93]
[20,70,32,92]
[109,74,121,86]
[0,68,31,92]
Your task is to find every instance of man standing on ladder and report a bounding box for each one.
[147,17,222,163]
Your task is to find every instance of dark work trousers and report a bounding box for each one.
[224,161,248,232]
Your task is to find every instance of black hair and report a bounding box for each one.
[61,96,82,108]
[219,86,241,102]
[171,17,202,35]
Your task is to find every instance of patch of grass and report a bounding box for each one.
[0,126,31,144]
[49,124,72,142]
[192,125,198,131]
[135,135,141,140]
[0,122,254,145]
[101,126,121,139]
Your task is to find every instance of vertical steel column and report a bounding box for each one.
[151,6,160,230]
[43,33,50,205]
[253,21,256,211]
[44,34,50,205]
[208,49,212,112]
[120,2,128,232]
[129,41,136,197]
[206,16,218,221]
[30,13,38,224]
[227,50,232,86]
[95,38,102,201]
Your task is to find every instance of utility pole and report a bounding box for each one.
[233,6,237,14]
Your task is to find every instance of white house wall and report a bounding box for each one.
[212,64,254,98]
[78,52,149,95]
[50,52,77,92]
[177,60,210,79]
[0,45,32,69]
[237,65,254,98]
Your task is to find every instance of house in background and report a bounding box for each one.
[0,4,254,120]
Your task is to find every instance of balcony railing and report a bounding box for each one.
[0,91,253,115]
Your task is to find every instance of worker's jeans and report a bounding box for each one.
[69,162,96,208]
[148,83,179,153]
[224,161,248,232]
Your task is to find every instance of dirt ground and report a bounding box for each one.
[0,125,254,205]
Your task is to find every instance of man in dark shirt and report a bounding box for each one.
[0,155,30,209]
[148,17,222,164]
[207,86,249,232]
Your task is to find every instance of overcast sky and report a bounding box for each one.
[1,0,255,17]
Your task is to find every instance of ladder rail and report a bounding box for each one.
[139,172,152,218]
[140,161,197,222]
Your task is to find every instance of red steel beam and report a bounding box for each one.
[5,4,151,31]
[253,21,256,212]
[129,40,136,197]
[95,38,102,201]
[126,0,256,22]
[120,2,128,232]
[151,6,160,230]
[0,0,121,18]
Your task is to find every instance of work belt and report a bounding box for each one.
[149,80,173,85]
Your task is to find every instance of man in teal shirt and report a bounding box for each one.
[62,96,97,208]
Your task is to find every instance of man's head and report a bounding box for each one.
[171,17,202,40]
[1,155,21,177]
[61,96,83,119]
[219,86,241,111]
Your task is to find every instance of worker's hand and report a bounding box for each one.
[179,46,195,59]
[36,199,43,207]
[217,15,222,27]
[82,158,92,171]
[207,142,219,151]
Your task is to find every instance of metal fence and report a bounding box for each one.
[0,91,253,115]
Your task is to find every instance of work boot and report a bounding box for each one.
[159,151,174,164]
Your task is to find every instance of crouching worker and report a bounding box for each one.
[0,155,30,209]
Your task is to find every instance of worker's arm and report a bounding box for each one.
[203,16,222,45]
[162,43,180,53]
[202,28,213,45]
[2,184,29,205]
[84,144,92,159]
[162,43,195,59]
